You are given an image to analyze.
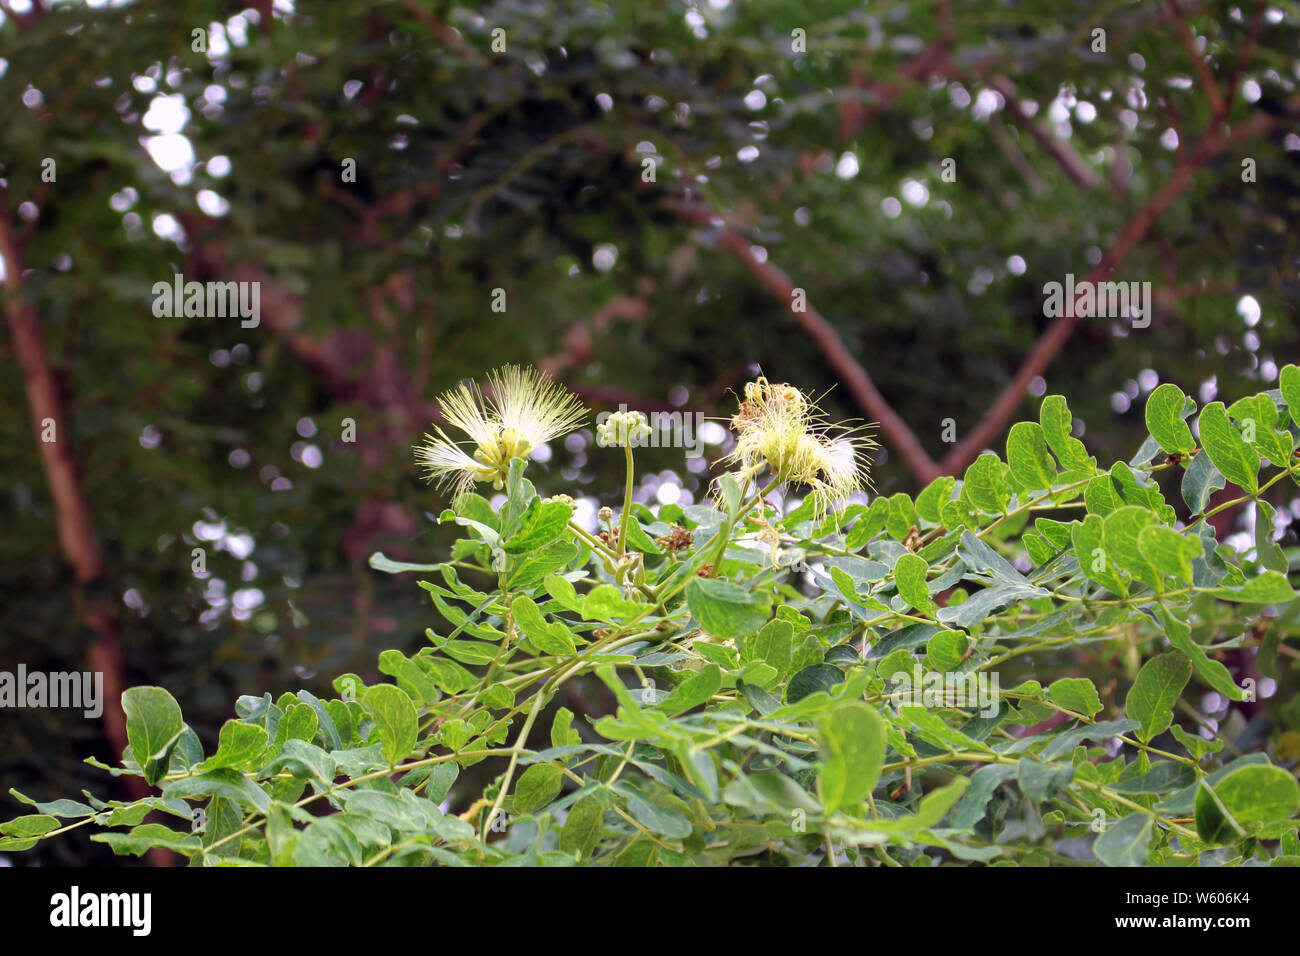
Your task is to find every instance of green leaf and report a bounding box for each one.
[1144,383,1196,456]
[915,476,955,524]
[1006,422,1058,492]
[1280,364,1300,428]
[657,664,722,716]
[846,498,889,549]
[717,473,743,517]
[543,574,583,612]
[951,764,1020,830]
[511,595,578,656]
[1035,517,1072,548]
[1047,678,1102,717]
[849,778,972,836]
[583,584,648,622]
[1193,763,1300,845]
[787,663,845,702]
[962,453,1011,515]
[7,791,95,819]
[1230,394,1293,466]
[512,763,563,814]
[426,763,459,804]
[613,837,658,866]
[163,767,272,815]
[122,686,184,786]
[1208,570,1299,604]
[1041,718,1140,760]
[501,457,538,536]
[418,655,476,694]
[1154,605,1244,701]
[818,703,886,813]
[1072,514,1128,596]
[454,492,499,530]
[622,790,692,838]
[271,703,318,752]
[741,619,794,678]
[558,795,605,861]
[1170,725,1222,761]
[1198,764,1300,841]
[894,552,937,615]
[550,707,581,748]
[1197,402,1259,492]
[369,553,447,575]
[360,684,419,767]
[1181,450,1225,515]
[1255,500,1288,574]
[196,719,269,773]
[1017,759,1074,801]
[1137,524,1202,586]
[503,499,573,553]
[901,705,994,754]
[1111,761,1195,794]
[507,540,578,589]
[1040,395,1094,471]
[1101,505,1160,589]
[439,640,499,667]
[261,739,337,786]
[1126,651,1193,743]
[1084,474,1122,516]
[685,577,771,639]
[92,824,203,859]
[924,629,969,671]
[956,530,1034,585]
[886,493,919,542]
[1094,814,1154,866]
[1194,780,1244,844]
[936,582,1045,629]
[0,814,60,842]
[1023,532,1053,566]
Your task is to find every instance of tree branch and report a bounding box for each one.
[0,188,171,863]
[1167,0,1226,119]
[666,200,942,484]
[988,76,1105,191]
[940,97,1297,474]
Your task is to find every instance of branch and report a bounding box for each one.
[838,42,954,142]
[1167,0,1226,119]
[539,296,649,377]
[0,0,44,30]
[987,112,1049,196]
[666,200,941,485]
[0,188,170,862]
[988,76,1105,190]
[940,97,1298,475]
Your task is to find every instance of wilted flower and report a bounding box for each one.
[415,365,587,497]
[723,376,875,514]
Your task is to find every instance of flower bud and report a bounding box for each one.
[597,410,652,447]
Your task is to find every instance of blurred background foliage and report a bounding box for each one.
[1,0,1298,863]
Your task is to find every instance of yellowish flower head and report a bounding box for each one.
[723,376,876,515]
[596,410,652,448]
[415,365,588,497]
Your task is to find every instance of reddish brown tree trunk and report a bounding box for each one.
[1,193,171,865]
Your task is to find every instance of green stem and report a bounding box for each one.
[618,443,635,556]
[707,475,782,575]
[481,686,548,841]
